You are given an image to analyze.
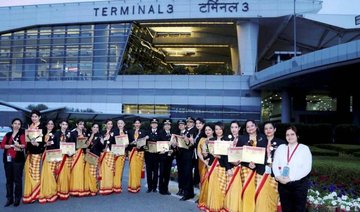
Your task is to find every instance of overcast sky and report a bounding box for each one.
[0,0,359,15]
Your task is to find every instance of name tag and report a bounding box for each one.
[282,166,290,177]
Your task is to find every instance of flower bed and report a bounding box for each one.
[307,189,360,211]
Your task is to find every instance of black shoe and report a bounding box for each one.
[152,189,157,193]
[14,200,20,207]
[195,199,199,203]
[180,195,194,201]
[176,189,184,196]
[4,199,13,207]
[164,191,171,195]
[146,189,152,193]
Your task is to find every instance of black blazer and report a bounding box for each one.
[44,129,58,150]
[2,131,26,163]
[26,125,45,154]
[209,136,232,170]
[269,137,286,161]
[88,132,104,157]
[238,133,268,175]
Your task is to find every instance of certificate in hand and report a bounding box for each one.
[76,137,88,149]
[213,140,231,155]
[176,135,189,149]
[84,152,99,165]
[207,141,215,154]
[111,144,125,156]
[157,141,170,152]
[147,142,157,153]
[136,137,147,148]
[228,147,243,163]
[115,135,129,146]
[25,129,42,142]
[46,149,63,162]
[60,142,75,155]
[242,146,266,164]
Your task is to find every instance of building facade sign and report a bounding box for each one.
[0,0,321,33]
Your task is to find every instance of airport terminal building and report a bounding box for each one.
[0,0,359,124]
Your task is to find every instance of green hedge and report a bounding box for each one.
[311,155,360,197]
[309,146,339,156]
[334,124,360,144]
[353,152,360,157]
[314,144,360,154]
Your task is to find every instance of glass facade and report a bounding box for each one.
[0,23,131,81]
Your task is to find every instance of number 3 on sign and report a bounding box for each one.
[242,2,249,12]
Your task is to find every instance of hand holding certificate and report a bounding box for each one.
[213,140,231,155]
[175,135,188,149]
[111,144,125,156]
[147,142,157,153]
[136,137,147,148]
[115,135,129,146]
[60,142,76,156]
[25,129,42,142]
[46,149,63,162]
[76,137,88,149]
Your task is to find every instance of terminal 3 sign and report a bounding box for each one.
[0,0,322,33]
[91,0,321,20]
[93,0,249,17]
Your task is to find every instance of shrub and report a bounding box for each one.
[309,146,339,157]
[334,124,360,145]
[314,144,360,155]
[311,156,360,197]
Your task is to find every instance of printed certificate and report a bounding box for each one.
[213,140,231,155]
[25,129,42,142]
[115,135,129,146]
[60,142,75,155]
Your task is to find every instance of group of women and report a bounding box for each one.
[1,109,312,212]
[195,120,312,212]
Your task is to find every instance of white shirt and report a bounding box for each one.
[272,143,312,181]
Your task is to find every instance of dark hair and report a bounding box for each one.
[117,119,125,123]
[45,119,55,125]
[286,125,298,136]
[230,120,240,127]
[11,118,22,126]
[92,123,99,128]
[214,121,224,131]
[243,119,260,135]
[133,118,141,123]
[263,121,276,129]
[76,119,84,124]
[105,119,113,124]
[31,110,41,117]
[201,123,214,137]
[195,117,205,124]
[59,119,68,125]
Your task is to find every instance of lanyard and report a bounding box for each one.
[287,143,299,165]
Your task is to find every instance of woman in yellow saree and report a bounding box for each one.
[224,121,243,212]
[84,123,104,196]
[23,110,45,204]
[69,120,87,197]
[205,122,228,212]
[238,120,268,212]
[39,120,58,203]
[55,120,72,200]
[112,119,128,193]
[99,119,115,195]
[127,118,147,193]
[196,124,213,211]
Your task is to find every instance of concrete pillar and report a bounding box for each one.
[281,90,291,123]
[230,46,239,74]
[236,21,259,75]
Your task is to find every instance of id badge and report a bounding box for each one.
[265,165,272,174]
[282,166,290,177]
[7,154,12,162]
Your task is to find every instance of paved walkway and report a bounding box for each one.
[0,151,199,212]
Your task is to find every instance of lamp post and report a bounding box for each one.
[293,0,297,57]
